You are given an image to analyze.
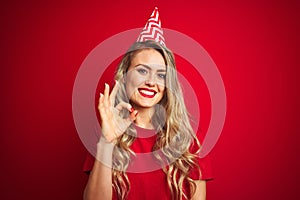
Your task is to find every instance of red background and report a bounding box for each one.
[1,0,299,199]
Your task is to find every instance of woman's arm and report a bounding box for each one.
[83,82,137,200]
[83,138,114,200]
[191,180,206,200]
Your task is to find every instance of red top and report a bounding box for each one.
[83,125,213,199]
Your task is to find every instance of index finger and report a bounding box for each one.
[109,80,119,106]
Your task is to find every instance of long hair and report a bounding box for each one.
[111,40,201,200]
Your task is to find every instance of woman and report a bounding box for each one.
[83,40,212,200]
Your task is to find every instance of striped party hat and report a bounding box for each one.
[136,7,166,46]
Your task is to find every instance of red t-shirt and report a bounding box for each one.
[83,125,213,199]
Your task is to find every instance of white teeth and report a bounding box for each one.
[139,90,155,96]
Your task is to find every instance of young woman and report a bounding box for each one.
[83,40,212,200]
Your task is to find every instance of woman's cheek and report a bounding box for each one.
[158,85,165,93]
[125,78,142,97]
[132,76,146,88]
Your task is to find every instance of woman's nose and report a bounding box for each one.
[145,74,156,86]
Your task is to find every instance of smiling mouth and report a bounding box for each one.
[138,88,157,98]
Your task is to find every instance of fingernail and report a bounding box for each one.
[135,111,138,117]
[100,93,103,97]
[130,107,134,112]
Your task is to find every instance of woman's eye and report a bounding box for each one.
[137,68,148,75]
[158,73,166,79]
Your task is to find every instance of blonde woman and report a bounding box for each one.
[83,40,213,200]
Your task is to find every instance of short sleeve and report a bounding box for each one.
[83,152,95,174]
[188,133,214,181]
[189,154,213,181]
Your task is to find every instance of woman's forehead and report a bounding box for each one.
[131,49,165,66]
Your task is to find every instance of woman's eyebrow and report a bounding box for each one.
[134,64,166,72]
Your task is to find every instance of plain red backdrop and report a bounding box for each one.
[1,0,299,199]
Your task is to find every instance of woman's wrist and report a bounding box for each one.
[101,130,118,144]
[96,136,115,168]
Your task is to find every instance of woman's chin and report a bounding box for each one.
[132,102,157,109]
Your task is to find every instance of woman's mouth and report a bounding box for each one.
[138,88,157,98]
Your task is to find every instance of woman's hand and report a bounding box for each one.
[98,81,138,143]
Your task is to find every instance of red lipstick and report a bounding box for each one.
[138,88,157,98]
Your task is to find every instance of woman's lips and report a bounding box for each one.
[138,88,157,98]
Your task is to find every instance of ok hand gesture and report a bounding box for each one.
[98,81,138,143]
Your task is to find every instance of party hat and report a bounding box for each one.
[136,7,166,46]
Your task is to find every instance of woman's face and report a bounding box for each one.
[125,48,166,109]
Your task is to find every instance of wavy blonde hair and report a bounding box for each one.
[111,40,201,200]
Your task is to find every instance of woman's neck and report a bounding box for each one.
[133,107,155,129]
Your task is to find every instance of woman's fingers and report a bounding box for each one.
[109,80,119,106]
[103,81,119,108]
[115,102,133,113]
[98,93,104,111]
[128,109,138,122]
[115,101,138,121]
[97,82,138,142]
[98,93,107,120]
[103,83,110,107]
